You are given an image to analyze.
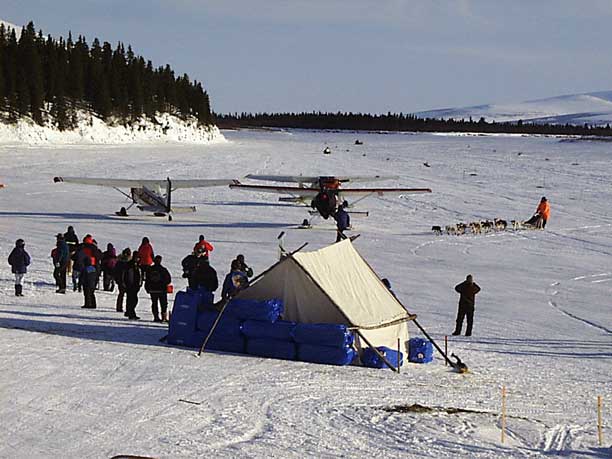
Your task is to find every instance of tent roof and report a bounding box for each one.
[290,240,409,328]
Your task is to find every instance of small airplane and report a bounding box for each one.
[230,174,432,221]
[53,176,236,221]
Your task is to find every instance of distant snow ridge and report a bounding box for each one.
[0,19,19,32]
[0,111,226,145]
[416,91,612,126]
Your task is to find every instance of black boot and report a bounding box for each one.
[15,284,20,296]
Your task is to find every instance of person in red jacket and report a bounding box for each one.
[193,234,214,260]
[137,237,154,280]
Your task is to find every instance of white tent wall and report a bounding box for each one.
[237,240,411,356]
[239,259,346,324]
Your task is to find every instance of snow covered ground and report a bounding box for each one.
[0,129,610,458]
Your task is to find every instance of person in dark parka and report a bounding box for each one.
[221,259,249,300]
[333,201,351,242]
[189,256,218,293]
[101,243,118,292]
[122,251,143,320]
[114,248,131,312]
[144,255,172,322]
[81,258,98,308]
[64,225,78,275]
[52,234,69,293]
[453,274,481,337]
[8,238,30,296]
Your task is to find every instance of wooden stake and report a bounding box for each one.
[445,335,448,366]
[598,395,603,446]
[397,338,401,374]
[501,386,507,444]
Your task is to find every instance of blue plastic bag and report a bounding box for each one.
[167,290,201,345]
[196,310,243,340]
[241,320,296,341]
[246,338,296,360]
[362,346,403,369]
[408,337,434,363]
[187,331,246,354]
[292,323,354,347]
[296,344,356,366]
[224,298,284,322]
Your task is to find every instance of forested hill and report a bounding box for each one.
[0,21,213,130]
[215,112,612,137]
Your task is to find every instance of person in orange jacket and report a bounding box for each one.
[137,237,155,279]
[525,197,550,229]
[193,234,214,260]
[536,197,550,228]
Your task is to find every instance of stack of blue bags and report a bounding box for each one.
[166,290,357,366]
[167,288,214,347]
[293,323,356,365]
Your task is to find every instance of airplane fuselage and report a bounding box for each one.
[132,186,167,212]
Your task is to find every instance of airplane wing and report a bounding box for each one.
[339,187,432,197]
[230,184,431,200]
[170,179,237,189]
[245,174,320,185]
[230,183,319,198]
[245,174,400,184]
[54,177,235,190]
[53,177,165,188]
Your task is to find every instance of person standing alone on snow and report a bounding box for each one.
[8,239,30,296]
[452,274,481,337]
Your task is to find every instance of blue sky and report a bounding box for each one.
[4,1,612,114]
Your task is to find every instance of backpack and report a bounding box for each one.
[148,269,162,284]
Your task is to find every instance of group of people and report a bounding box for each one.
[9,194,553,336]
[180,235,254,302]
[7,229,254,323]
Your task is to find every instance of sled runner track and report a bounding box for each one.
[548,300,612,334]
[540,424,584,453]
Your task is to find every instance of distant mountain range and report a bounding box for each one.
[415,91,612,126]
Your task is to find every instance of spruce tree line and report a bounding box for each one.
[0,21,212,130]
[215,112,612,137]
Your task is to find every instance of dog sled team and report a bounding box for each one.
[432,197,550,236]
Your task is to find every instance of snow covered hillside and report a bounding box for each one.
[0,19,19,31]
[417,91,612,126]
[0,130,610,457]
[0,111,226,145]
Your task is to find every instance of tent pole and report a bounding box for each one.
[411,317,461,370]
[197,242,309,357]
[355,330,398,372]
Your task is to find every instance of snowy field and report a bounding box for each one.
[0,129,611,458]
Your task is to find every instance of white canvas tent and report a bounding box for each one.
[237,239,413,357]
